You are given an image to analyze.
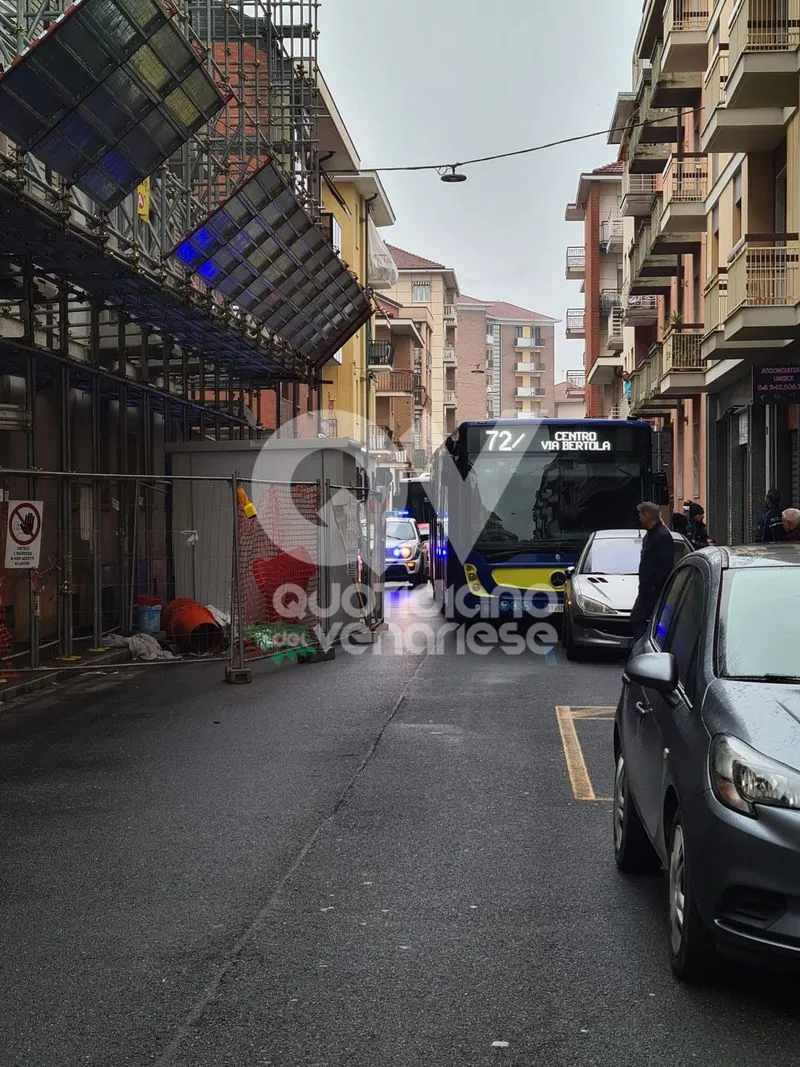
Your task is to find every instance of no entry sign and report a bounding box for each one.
[5,501,43,569]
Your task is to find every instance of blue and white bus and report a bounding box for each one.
[430,418,668,619]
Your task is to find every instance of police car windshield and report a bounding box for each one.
[387,520,415,541]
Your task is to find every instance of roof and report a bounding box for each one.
[593,161,624,175]
[458,293,557,322]
[387,245,447,271]
[592,529,687,542]
[565,160,624,219]
[553,381,585,403]
[717,545,800,568]
[375,294,403,317]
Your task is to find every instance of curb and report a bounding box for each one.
[0,649,133,704]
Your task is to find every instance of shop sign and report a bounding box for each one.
[753,365,800,406]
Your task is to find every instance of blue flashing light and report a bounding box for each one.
[195,226,216,251]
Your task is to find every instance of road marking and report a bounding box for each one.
[555,706,615,802]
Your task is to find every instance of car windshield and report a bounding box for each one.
[387,520,415,541]
[581,536,644,574]
[719,569,800,680]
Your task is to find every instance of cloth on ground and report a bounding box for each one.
[104,633,177,661]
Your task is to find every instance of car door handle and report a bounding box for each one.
[635,700,651,717]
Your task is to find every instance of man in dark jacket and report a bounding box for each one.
[756,490,785,543]
[686,502,710,549]
[630,502,676,642]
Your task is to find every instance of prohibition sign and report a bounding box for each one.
[9,502,41,547]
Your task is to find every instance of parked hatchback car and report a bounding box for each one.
[561,528,693,660]
[613,544,800,982]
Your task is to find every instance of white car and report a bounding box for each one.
[561,528,693,660]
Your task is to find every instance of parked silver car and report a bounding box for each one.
[561,528,693,660]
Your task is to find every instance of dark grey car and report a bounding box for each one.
[613,544,800,983]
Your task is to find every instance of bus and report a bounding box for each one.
[430,418,668,619]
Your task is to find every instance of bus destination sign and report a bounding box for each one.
[480,428,613,453]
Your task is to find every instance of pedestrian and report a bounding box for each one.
[782,508,800,542]
[671,511,689,535]
[756,489,785,543]
[629,502,676,643]
[686,502,710,549]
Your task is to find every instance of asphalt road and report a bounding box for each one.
[3,586,800,1067]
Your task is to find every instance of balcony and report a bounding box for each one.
[701,46,792,153]
[587,355,623,386]
[516,362,546,374]
[319,417,338,437]
[566,246,586,279]
[606,304,624,351]
[516,387,546,398]
[413,448,429,471]
[368,427,409,466]
[486,333,495,346]
[662,0,709,73]
[566,309,586,339]
[604,406,623,420]
[443,304,457,324]
[725,235,800,343]
[660,153,708,236]
[649,188,702,256]
[629,222,677,295]
[515,335,543,349]
[600,289,622,310]
[621,170,660,216]
[728,0,800,108]
[650,38,703,108]
[375,370,415,395]
[567,369,585,388]
[367,340,394,368]
[600,215,624,253]
[443,390,457,407]
[623,292,659,325]
[443,346,456,365]
[659,326,707,396]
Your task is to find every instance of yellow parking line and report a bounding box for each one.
[555,705,596,801]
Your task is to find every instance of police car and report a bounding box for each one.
[384,511,429,586]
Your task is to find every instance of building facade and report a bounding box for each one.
[565,163,627,419]
[554,372,587,419]
[456,296,558,420]
[385,247,460,446]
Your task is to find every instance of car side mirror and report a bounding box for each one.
[626,652,678,694]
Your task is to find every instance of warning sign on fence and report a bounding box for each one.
[4,501,43,569]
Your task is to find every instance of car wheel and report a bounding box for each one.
[564,617,583,661]
[667,809,717,983]
[613,754,660,873]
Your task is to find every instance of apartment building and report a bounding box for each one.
[608,0,711,520]
[370,296,434,478]
[564,162,627,419]
[385,246,460,445]
[456,296,558,420]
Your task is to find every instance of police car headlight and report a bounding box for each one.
[399,546,413,559]
[574,591,616,615]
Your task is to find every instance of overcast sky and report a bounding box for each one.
[317,0,643,380]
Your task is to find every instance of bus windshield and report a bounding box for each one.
[467,452,645,558]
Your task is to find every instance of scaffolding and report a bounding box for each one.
[0,0,373,666]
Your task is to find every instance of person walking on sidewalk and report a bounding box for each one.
[630,502,676,643]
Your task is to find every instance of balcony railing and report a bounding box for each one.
[567,369,585,388]
[319,417,338,437]
[486,333,495,346]
[662,327,705,372]
[730,0,800,69]
[704,46,729,123]
[367,340,394,367]
[443,304,457,320]
[515,335,542,349]
[566,309,586,337]
[604,406,623,420]
[607,304,624,347]
[375,370,415,394]
[623,171,661,200]
[516,387,546,398]
[600,216,624,248]
[600,289,622,310]
[728,236,800,312]
[443,390,457,406]
[703,271,728,336]
[444,346,456,364]
[624,293,659,323]
[516,362,546,374]
[566,246,586,274]
[664,0,709,34]
[663,154,708,205]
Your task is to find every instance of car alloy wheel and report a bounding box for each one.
[668,823,686,957]
[666,810,716,983]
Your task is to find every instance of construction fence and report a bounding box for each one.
[0,469,388,682]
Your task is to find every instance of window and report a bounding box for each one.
[711,204,720,273]
[387,520,416,541]
[412,282,431,304]
[733,169,742,246]
[662,569,705,696]
[719,568,800,680]
[533,326,542,347]
[653,569,690,648]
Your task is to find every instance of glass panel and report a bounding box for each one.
[581,536,644,574]
[720,569,800,679]
[149,23,194,77]
[127,44,171,93]
[161,86,200,128]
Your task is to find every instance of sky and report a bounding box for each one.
[317,0,644,381]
